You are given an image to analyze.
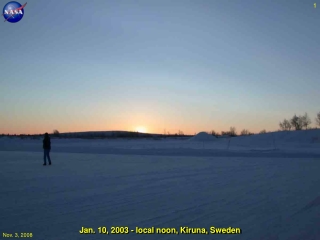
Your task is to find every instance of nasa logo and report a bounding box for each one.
[2,1,27,23]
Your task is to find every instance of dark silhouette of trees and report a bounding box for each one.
[300,113,311,129]
[279,119,292,131]
[279,113,316,131]
[240,129,251,136]
[221,127,237,137]
[290,114,303,130]
[178,130,184,136]
[210,130,217,136]
[315,112,320,127]
[229,127,237,136]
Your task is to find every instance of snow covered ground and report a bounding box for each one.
[1,131,320,239]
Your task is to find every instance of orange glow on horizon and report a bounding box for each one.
[135,126,147,133]
[0,120,276,136]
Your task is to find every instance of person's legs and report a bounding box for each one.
[47,150,51,165]
[43,150,47,165]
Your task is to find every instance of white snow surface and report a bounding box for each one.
[188,132,217,142]
[1,130,320,239]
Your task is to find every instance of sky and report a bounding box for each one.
[1,0,319,135]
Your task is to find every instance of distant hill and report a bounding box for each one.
[54,131,193,139]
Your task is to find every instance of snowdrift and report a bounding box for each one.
[188,132,217,142]
[230,129,320,146]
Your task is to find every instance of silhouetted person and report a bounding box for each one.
[43,133,51,166]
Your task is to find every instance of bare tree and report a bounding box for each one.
[290,114,303,130]
[300,113,311,129]
[210,130,217,136]
[229,127,237,137]
[221,131,228,136]
[240,129,251,136]
[221,127,237,137]
[315,112,320,127]
[178,130,184,136]
[279,119,292,131]
[259,129,267,134]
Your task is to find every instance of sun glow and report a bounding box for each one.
[135,126,147,133]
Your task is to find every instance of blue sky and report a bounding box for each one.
[1,0,319,134]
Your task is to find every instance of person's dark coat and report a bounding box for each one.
[43,135,51,150]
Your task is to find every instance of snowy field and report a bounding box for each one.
[1,130,320,239]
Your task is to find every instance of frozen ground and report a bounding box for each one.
[1,131,320,239]
[1,130,320,157]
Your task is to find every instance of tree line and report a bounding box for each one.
[279,112,320,131]
[209,111,320,137]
